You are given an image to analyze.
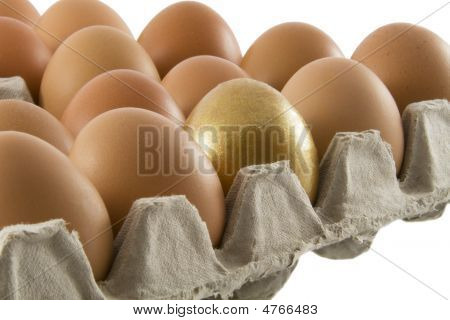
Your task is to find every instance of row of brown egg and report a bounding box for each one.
[0,0,448,282]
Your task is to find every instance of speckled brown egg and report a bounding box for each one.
[162,55,249,117]
[0,131,113,281]
[0,0,39,27]
[241,22,343,90]
[282,57,404,173]
[0,99,72,154]
[138,1,242,77]
[352,23,449,113]
[40,25,160,119]
[70,108,226,247]
[62,69,184,137]
[0,17,51,101]
[35,0,131,53]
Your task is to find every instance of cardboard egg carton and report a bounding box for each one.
[0,77,34,103]
[0,77,448,299]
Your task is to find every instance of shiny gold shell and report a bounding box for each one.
[186,78,319,202]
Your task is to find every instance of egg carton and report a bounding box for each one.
[0,77,448,299]
[0,77,33,103]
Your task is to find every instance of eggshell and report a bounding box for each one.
[241,22,343,90]
[138,1,242,77]
[35,0,131,53]
[186,78,319,202]
[282,57,404,173]
[40,25,160,119]
[0,0,39,27]
[0,99,72,154]
[62,69,184,137]
[70,108,226,247]
[352,23,449,113]
[0,17,51,101]
[162,55,249,117]
[0,131,113,280]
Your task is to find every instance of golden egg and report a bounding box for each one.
[186,78,319,202]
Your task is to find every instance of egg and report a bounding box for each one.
[35,0,131,53]
[281,57,404,173]
[241,22,343,90]
[70,108,226,247]
[0,99,72,154]
[62,69,184,137]
[0,0,39,27]
[40,26,160,119]
[162,55,249,118]
[186,78,319,202]
[0,17,51,101]
[138,1,242,77]
[0,131,113,280]
[352,23,449,113]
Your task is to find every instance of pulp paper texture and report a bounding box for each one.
[0,77,33,103]
[0,78,448,299]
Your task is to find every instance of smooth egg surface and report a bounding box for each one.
[40,25,160,119]
[138,1,242,77]
[62,69,184,137]
[0,131,113,281]
[352,23,449,113]
[0,99,73,154]
[241,22,343,90]
[0,0,39,27]
[35,0,131,52]
[162,55,248,118]
[70,108,226,247]
[282,57,404,173]
[0,17,51,101]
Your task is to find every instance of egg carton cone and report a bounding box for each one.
[0,77,34,103]
[0,77,448,299]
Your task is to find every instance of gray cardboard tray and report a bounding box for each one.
[0,77,448,299]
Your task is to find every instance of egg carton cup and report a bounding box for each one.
[0,77,449,299]
[0,77,33,103]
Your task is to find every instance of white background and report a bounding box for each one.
[5,0,450,319]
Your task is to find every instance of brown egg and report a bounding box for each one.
[138,1,242,77]
[35,0,131,53]
[40,26,160,119]
[62,69,184,137]
[0,99,72,154]
[162,55,248,117]
[282,57,404,173]
[0,131,113,280]
[352,23,449,113]
[70,108,226,246]
[241,22,343,90]
[0,0,39,27]
[0,17,51,101]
